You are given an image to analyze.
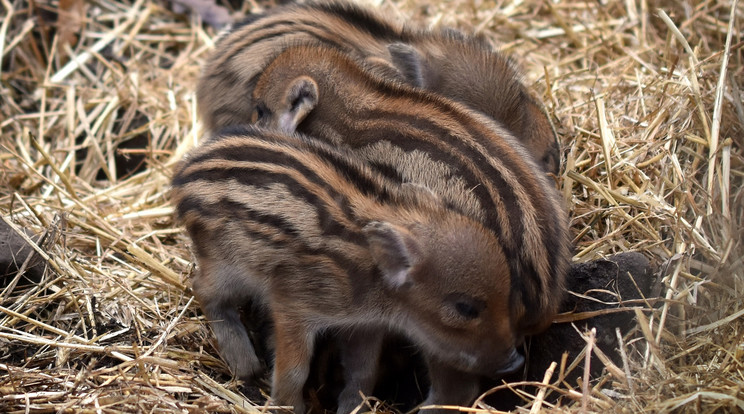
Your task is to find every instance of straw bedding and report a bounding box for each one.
[1,0,742,412]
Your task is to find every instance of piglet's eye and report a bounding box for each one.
[455,301,480,319]
[446,293,486,320]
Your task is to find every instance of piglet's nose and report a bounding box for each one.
[495,348,524,375]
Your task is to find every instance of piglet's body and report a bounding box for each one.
[172,126,524,413]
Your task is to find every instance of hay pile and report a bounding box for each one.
[1,0,742,412]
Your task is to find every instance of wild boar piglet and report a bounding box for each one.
[171,126,525,413]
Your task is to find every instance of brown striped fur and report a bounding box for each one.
[196,0,560,174]
[252,44,570,336]
[250,44,571,411]
[171,126,524,412]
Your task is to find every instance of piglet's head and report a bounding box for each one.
[363,213,523,378]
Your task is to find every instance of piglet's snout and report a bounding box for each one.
[494,348,524,376]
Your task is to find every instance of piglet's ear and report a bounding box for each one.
[363,221,421,290]
[387,43,425,88]
[278,76,319,132]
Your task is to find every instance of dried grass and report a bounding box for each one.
[1,0,742,412]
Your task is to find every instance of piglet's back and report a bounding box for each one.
[197,0,560,174]
[172,127,380,303]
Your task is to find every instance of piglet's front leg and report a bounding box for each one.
[271,312,315,413]
[336,327,384,414]
[419,357,481,414]
[193,260,263,381]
